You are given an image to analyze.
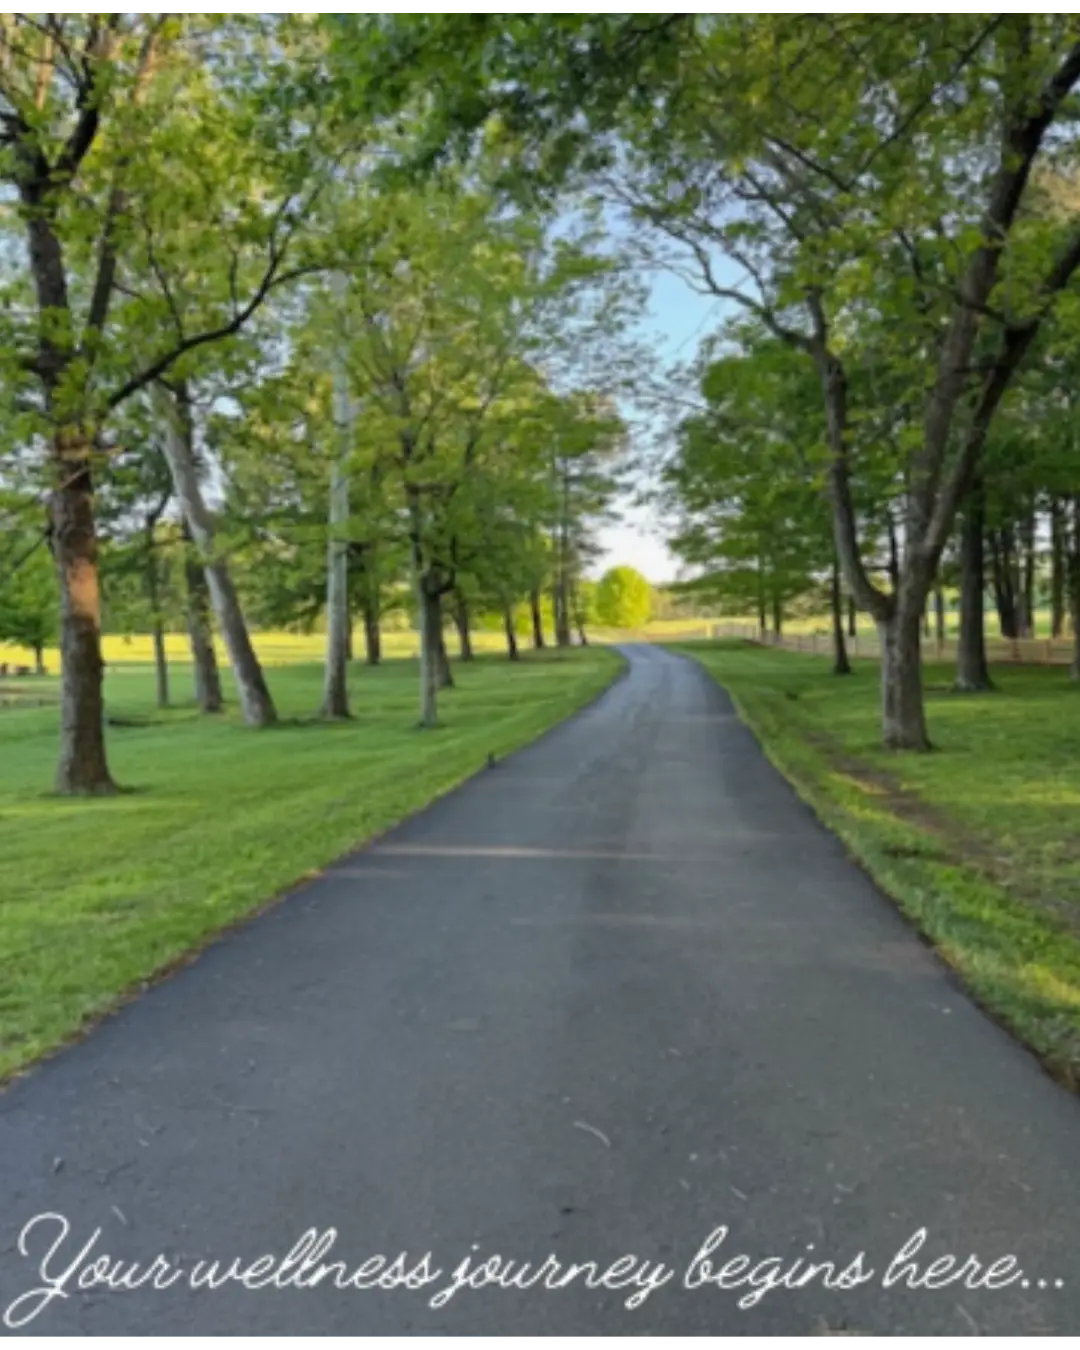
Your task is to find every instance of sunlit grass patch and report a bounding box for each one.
[0,646,621,1081]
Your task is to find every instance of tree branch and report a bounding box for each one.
[106,259,322,411]
[923,220,1080,563]
[805,290,891,620]
[914,30,1080,536]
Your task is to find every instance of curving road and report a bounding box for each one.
[2,644,1079,1334]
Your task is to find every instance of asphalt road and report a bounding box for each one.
[2,644,1079,1335]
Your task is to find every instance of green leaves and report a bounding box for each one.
[595,565,652,628]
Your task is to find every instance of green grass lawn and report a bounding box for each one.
[0,646,621,1081]
[672,640,1080,1085]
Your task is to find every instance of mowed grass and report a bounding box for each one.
[0,645,621,1081]
[672,640,1080,1084]
[0,626,513,676]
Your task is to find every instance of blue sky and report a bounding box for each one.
[592,269,724,584]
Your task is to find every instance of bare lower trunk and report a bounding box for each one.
[989,527,1019,639]
[453,591,473,661]
[569,582,588,646]
[146,539,169,710]
[886,514,900,596]
[504,607,519,660]
[323,308,352,717]
[1019,508,1035,638]
[1051,498,1066,639]
[830,557,851,676]
[553,573,571,647]
[183,525,223,713]
[160,382,276,726]
[956,482,992,692]
[530,588,545,649]
[362,598,381,666]
[50,430,116,795]
[152,619,169,710]
[321,457,350,719]
[879,606,930,750]
[435,598,454,689]
[933,586,946,646]
[847,595,857,639]
[416,580,441,726]
[203,565,276,725]
[34,643,44,676]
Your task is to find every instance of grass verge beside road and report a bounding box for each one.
[673,640,1080,1087]
[0,647,621,1082]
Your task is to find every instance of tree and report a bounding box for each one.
[159,381,277,725]
[375,14,1080,748]
[663,337,836,642]
[336,178,620,725]
[181,521,223,713]
[595,566,652,630]
[0,506,56,673]
[0,15,336,790]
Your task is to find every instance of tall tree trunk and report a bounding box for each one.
[886,513,900,596]
[1003,526,1020,637]
[415,576,441,727]
[436,597,454,689]
[323,281,352,718]
[553,577,571,648]
[151,620,169,710]
[830,556,851,675]
[50,428,116,794]
[879,603,930,750]
[407,478,442,728]
[504,607,519,660]
[771,593,783,637]
[1051,497,1067,639]
[182,521,223,713]
[362,595,381,666]
[1019,508,1036,638]
[554,463,573,647]
[453,590,474,661]
[956,481,992,692]
[145,535,169,710]
[159,382,276,726]
[529,588,545,649]
[847,594,857,639]
[988,529,1018,639]
[33,642,44,677]
[321,457,350,720]
[933,585,946,647]
[569,581,589,646]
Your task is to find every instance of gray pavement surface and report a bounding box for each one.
[1,644,1078,1334]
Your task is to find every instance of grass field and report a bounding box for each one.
[674,640,1080,1085]
[0,645,621,1082]
[0,626,515,676]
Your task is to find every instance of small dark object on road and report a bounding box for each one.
[487,751,498,768]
